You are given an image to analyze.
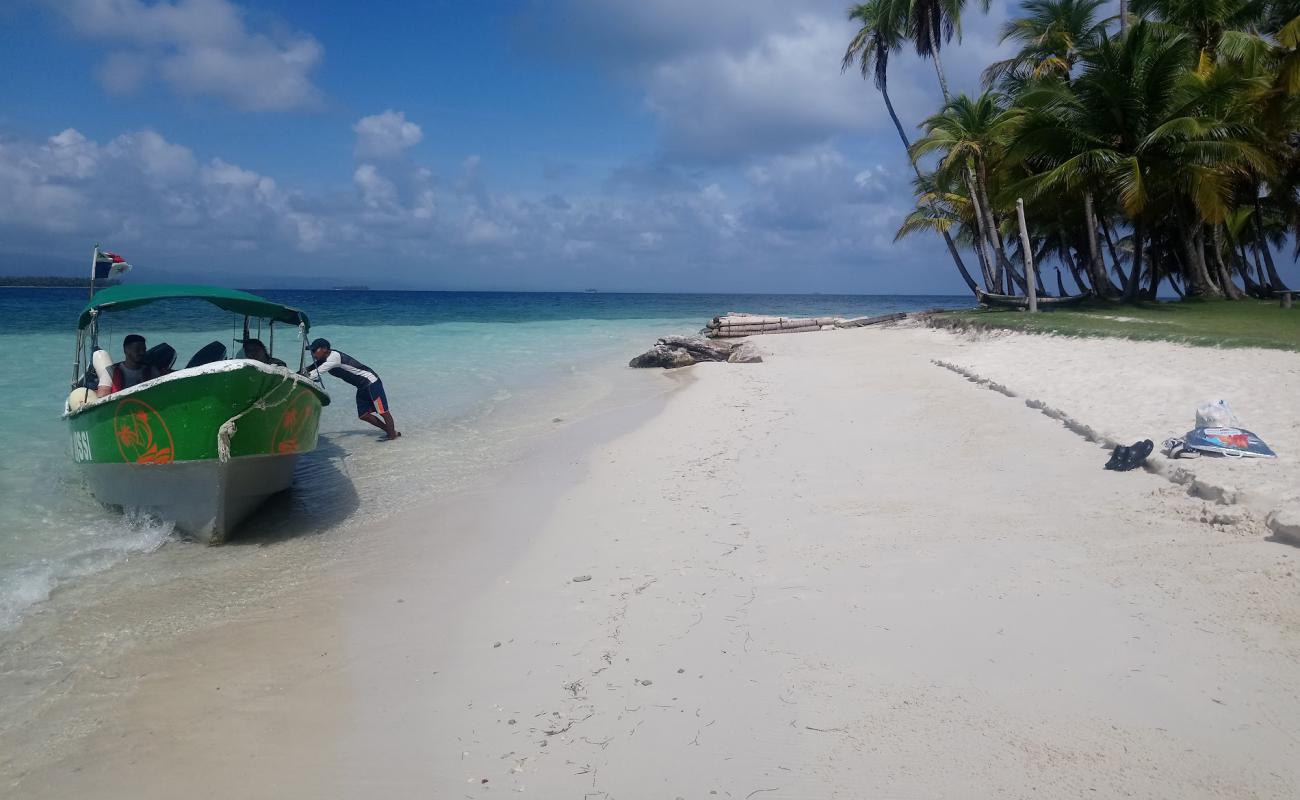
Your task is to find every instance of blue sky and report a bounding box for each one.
[4,0,1289,293]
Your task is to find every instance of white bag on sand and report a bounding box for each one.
[1196,400,1238,428]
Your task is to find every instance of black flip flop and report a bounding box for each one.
[1104,439,1153,472]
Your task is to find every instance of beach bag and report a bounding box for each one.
[1183,426,1277,458]
[1195,400,1237,428]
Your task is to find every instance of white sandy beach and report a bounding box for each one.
[6,325,1300,799]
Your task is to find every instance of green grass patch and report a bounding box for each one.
[933,298,1300,352]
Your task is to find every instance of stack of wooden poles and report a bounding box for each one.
[706,313,841,338]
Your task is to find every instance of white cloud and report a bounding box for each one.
[353,164,399,209]
[0,123,976,291]
[107,130,197,182]
[643,16,877,162]
[353,110,424,159]
[0,127,326,254]
[518,1,1011,165]
[47,0,325,111]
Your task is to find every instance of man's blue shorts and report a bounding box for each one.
[356,380,390,418]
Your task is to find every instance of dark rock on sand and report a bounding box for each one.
[629,344,698,369]
[629,335,743,369]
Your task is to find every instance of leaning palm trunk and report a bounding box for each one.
[878,85,981,296]
[1180,217,1218,296]
[928,27,952,102]
[1144,241,1162,299]
[1233,242,1264,297]
[977,175,1029,294]
[1210,226,1245,299]
[1063,247,1091,293]
[1252,197,1290,292]
[966,180,1004,291]
[1099,217,1127,291]
[972,223,998,291]
[1123,219,1145,302]
[1238,240,1269,297]
[1083,193,1118,296]
[1195,225,1223,296]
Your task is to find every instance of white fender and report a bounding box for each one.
[67,387,96,412]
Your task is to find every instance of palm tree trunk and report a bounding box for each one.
[972,166,1029,293]
[1099,217,1125,290]
[928,27,952,102]
[973,225,997,290]
[1082,193,1116,295]
[965,172,1002,290]
[878,86,981,296]
[1169,271,1186,298]
[1180,217,1217,296]
[1252,197,1290,292]
[1234,241,1263,297]
[1254,244,1271,291]
[1210,225,1245,299]
[1194,224,1223,295]
[1144,241,1161,299]
[1119,0,1129,33]
[1064,247,1091,293]
[1124,218,1145,302]
[1237,240,1267,297]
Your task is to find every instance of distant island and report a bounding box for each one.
[0,276,120,288]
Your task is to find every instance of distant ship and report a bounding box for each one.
[583,288,598,293]
[331,285,371,291]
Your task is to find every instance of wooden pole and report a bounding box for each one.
[1016,198,1038,313]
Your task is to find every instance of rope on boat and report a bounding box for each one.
[216,369,305,463]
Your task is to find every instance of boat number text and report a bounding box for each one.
[71,431,93,462]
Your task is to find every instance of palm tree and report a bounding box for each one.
[911,91,1032,293]
[843,0,982,294]
[983,0,1109,88]
[899,0,992,101]
[1010,22,1273,300]
[984,0,1116,295]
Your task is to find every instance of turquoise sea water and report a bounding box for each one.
[0,288,965,629]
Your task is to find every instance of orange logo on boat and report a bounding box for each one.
[272,390,316,453]
[113,398,174,464]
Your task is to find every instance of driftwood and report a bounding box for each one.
[834,312,909,328]
[628,336,763,369]
[633,307,930,368]
[706,310,921,337]
[707,313,842,338]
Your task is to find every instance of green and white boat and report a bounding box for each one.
[64,285,331,544]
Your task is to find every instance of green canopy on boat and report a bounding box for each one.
[79,284,309,330]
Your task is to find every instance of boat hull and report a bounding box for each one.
[975,289,1092,309]
[66,361,329,543]
[79,453,300,544]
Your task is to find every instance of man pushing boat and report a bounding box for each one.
[304,338,401,441]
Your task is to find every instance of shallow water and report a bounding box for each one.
[0,288,964,630]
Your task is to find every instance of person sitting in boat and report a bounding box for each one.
[240,338,287,368]
[99,334,164,396]
[303,338,401,441]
